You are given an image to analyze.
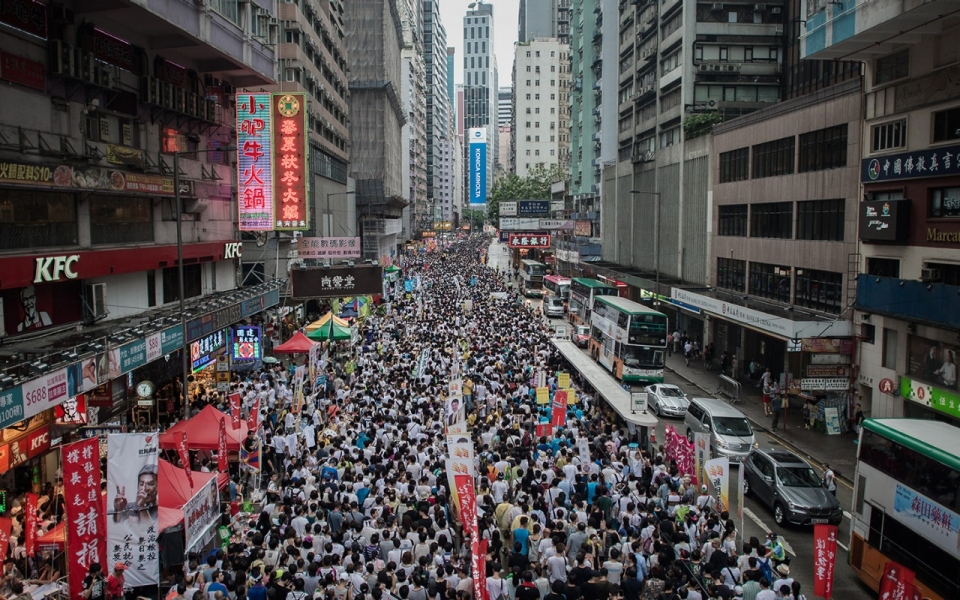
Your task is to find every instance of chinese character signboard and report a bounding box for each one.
[0,50,45,91]
[272,93,308,230]
[237,93,273,230]
[297,237,362,259]
[190,329,225,372]
[106,433,159,586]
[862,143,960,183]
[0,0,46,40]
[291,266,384,299]
[508,233,551,248]
[813,524,837,599]
[518,200,550,216]
[63,438,105,599]
[183,476,220,551]
[231,326,261,362]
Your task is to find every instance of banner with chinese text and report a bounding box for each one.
[106,433,159,586]
[24,493,36,556]
[237,93,273,230]
[297,237,362,259]
[704,457,730,514]
[184,476,220,551]
[813,524,838,599]
[550,390,567,427]
[63,439,104,600]
[272,93,308,230]
[694,432,709,489]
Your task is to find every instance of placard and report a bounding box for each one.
[631,391,648,413]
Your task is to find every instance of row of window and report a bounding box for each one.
[718,199,845,241]
[871,106,960,152]
[715,258,844,314]
[719,124,848,182]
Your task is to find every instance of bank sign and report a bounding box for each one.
[468,128,487,205]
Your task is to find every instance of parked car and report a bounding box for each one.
[573,325,591,348]
[684,397,756,460]
[743,447,843,526]
[544,297,566,318]
[644,383,690,418]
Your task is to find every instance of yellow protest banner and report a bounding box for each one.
[564,388,577,405]
[558,372,570,389]
[536,386,550,405]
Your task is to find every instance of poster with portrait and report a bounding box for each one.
[907,335,959,390]
[445,395,464,427]
[0,282,82,339]
[55,394,87,425]
[106,433,159,586]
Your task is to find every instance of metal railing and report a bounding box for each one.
[716,374,743,404]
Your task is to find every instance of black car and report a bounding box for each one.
[742,447,843,526]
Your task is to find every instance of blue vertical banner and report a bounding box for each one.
[469,127,487,205]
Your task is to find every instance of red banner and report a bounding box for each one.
[879,561,916,600]
[472,538,488,600]
[550,390,567,427]
[813,524,838,599]
[229,393,242,430]
[178,432,193,487]
[0,517,11,563]
[454,474,477,536]
[218,418,228,471]
[24,493,36,556]
[535,423,552,438]
[247,398,260,431]
[62,439,104,600]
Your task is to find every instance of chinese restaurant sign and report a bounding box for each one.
[508,233,551,248]
[273,93,309,230]
[297,237,362,259]
[237,93,274,230]
[291,266,384,299]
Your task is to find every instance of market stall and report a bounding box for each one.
[158,405,249,451]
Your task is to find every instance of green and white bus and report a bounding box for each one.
[850,418,960,600]
[587,295,668,383]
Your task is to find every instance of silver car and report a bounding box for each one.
[644,383,690,418]
[743,447,843,526]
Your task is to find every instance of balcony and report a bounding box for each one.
[802,0,950,61]
[855,274,960,330]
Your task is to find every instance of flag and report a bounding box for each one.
[218,418,228,471]
[813,524,838,599]
[179,432,193,487]
[62,439,105,599]
[454,474,478,536]
[24,493,36,556]
[551,390,568,427]
[247,398,260,431]
[704,457,730,513]
[229,393,242,429]
[879,561,916,600]
[0,518,11,563]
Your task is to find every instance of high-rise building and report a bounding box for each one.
[519,0,571,44]
[400,0,427,238]
[462,0,499,198]
[499,125,513,179]
[512,39,570,177]
[498,86,513,128]
[423,0,455,225]
[346,0,408,260]
[447,47,457,124]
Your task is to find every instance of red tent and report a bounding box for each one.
[272,331,316,354]
[159,404,249,451]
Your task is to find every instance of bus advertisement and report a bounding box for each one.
[849,418,960,600]
[587,295,668,383]
[568,278,617,326]
[543,275,571,302]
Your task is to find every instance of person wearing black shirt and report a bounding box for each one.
[562,571,583,600]
[580,570,609,600]
[515,571,541,600]
[81,562,106,600]
[620,567,642,600]
[543,580,566,600]
[509,543,530,573]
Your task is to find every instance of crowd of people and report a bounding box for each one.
[74,235,812,600]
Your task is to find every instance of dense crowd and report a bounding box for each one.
[71,235,811,600]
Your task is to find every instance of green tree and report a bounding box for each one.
[461,208,485,230]
[487,164,566,223]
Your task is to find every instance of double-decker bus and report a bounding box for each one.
[587,295,668,383]
[568,278,617,326]
[543,275,571,302]
[849,419,960,600]
[519,259,547,298]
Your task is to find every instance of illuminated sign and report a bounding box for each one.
[0,0,46,40]
[190,329,225,372]
[468,128,487,205]
[237,93,274,231]
[508,233,551,248]
[273,93,309,230]
[231,326,261,362]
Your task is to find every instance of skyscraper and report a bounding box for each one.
[498,86,513,128]
[462,1,498,198]
[518,0,570,44]
[512,39,569,177]
[424,0,455,224]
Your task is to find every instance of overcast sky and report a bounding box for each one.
[440,0,520,88]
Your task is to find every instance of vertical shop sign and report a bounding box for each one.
[236,93,273,230]
[63,438,105,600]
[272,92,308,230]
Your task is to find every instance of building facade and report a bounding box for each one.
[512,39,571,177]
[462,1,499,196]
[423,0,453,228]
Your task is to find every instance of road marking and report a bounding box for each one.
[743,507,796,556]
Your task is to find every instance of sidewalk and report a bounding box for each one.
[663,352,859,484]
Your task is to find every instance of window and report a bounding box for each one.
[797,199,844,241]
[719,147,749,182]
[866,257,900,278]
[798,124,847,172]
[872,119,906,152]
[875,50,909,85]
[794,268,843,313]
[749,262,792,303]
[659,126,679,148]
[89,196,153,245]
[929,186,960,217]
[718,204,748,236]
[162,264,202,303]
[752,136,795,178]
[882,328,898,369]
[932,107,960,143]
[861,323,876,344]
[0,191,77,251]
[750,201,793,238]
[146,270,156,308]
[716,257,746,291]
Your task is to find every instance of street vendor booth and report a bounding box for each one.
[306,312,353,342]
[159,405,250,451]
[270,331,316,354]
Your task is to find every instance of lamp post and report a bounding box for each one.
[630,189,661,305]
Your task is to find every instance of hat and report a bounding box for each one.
[701,485,708,492]
[114,562,129,571]
[776,564,790,576]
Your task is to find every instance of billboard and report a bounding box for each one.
[297,237,362,259]
[291,266,384,298]
[508,233,551,248]
[231,325,261,362]
[272,93,309,230]
[237,93,274,230]
[468,128,487,205]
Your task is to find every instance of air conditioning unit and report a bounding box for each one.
[174,88,186,113]
[160,81,174,109]
[183,199,209,214]
[77,50,95,82]
[754,3,766,10]
[707,99,719,108]
[96,65,111,87]
[49,41,75,77]
[205,99,217,122]
[726,64,741,72]
[771,7,781,14]
[196,98,207,121]
[642,150,656,162]
[921,268,942,282]
[187,93,199,117]
[711,2,723,10]
[699,64,711,72]
[84,282,107,320]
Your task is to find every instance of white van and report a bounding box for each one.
[543,297,565,318]
[683,397,756,460]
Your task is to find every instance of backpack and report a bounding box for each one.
[756,556,774,584]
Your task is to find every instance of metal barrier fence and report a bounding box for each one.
[716,375,743,404]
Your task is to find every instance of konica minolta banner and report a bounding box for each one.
[469,127,487,204]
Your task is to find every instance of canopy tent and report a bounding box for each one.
[305,312,350,331]
[305,320,352,341]
[36,461,227,550]
[385,265,401,274]
[159,404,249,451]
[271,331,316,354]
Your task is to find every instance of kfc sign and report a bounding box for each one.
[8,426,50,468]
[224,243,242,259]
[33,254,79,283]
[508,233,551,248]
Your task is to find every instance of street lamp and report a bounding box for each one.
[630,190,661,304]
